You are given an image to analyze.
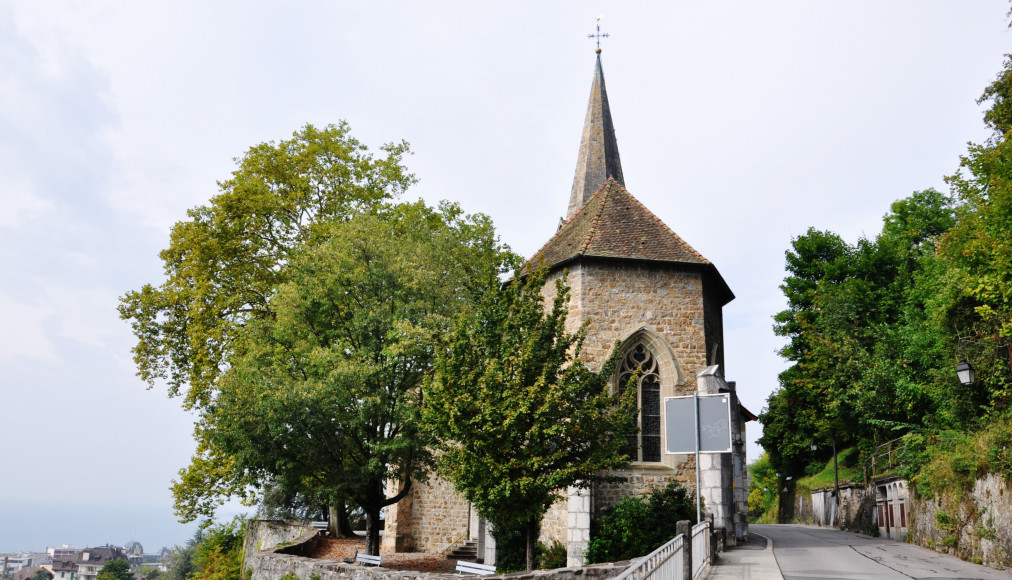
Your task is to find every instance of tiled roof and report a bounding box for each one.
[52,560,77,573]
[528,178,710,271]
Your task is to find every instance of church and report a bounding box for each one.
[382,48,754,567]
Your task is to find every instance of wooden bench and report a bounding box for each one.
[357,553,382,567]
[455,561,496,575]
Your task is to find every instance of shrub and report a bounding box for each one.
[537,540,567,570]
[585,481,695,564]
[490,522,529,573]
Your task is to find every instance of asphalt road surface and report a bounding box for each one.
[751,524,1012,580]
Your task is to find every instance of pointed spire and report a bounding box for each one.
[566,53,624,220]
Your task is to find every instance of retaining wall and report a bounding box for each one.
[244,520,632,580]
[909,474,1012,569]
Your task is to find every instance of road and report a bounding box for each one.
[751,524,1012,579]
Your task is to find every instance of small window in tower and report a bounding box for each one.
[618,344,662,462]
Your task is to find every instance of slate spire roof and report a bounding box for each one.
[567,53,624,221]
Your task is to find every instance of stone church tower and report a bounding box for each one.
[382,51,752,566]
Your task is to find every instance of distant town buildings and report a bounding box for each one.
[2,543,167,580]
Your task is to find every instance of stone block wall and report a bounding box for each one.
[243,520,317,560]
[404,474,471,552]
[560,262,709,384]
[910,474,1012,569]
[249,551,631,580]
[541,497,568,546]
[594,468,693,515]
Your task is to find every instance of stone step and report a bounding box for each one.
[446,541,479,561]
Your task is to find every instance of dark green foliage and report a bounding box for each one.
[164,530,201,580]
[585,481,694,564]
[761,189,958,481]
[490,528,567,572]
[96,560,132,580]
[747,454,779,523]
[490,524,530,573]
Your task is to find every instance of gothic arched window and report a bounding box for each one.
[618,344,661,462]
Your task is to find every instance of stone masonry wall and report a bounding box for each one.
[244,520,633,580]
[249,552,631,580]
[594,468,695,516]
[563,261,709,385]
[541,497,568,545]
[406,473,471,552]
[910,474,1012,570]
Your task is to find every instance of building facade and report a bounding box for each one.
[383,50,752,565]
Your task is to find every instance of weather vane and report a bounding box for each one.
[587,15,609,53]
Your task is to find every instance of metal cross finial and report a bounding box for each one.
[587,15,609,53]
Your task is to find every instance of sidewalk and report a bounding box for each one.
[702,533,783,580]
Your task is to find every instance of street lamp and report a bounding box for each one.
[956,359,976,386]
[811,441,818,452]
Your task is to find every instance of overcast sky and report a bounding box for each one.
[1,1,1009,553]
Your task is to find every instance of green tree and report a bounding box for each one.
[746,454,779,522]
[121,123,416,532]
[424,268,635,571]
[190,518,244,580]
[762,190,956,479]
[134,568,161,580]
[119,122,415,410]
[175,201,517,555]
[95,560,132,580]
[164,530,201,580]
[939,54,1012,417]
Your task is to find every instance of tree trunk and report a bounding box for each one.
[525,519,537,572]
[365,508,382,556]
[328,500,356,537]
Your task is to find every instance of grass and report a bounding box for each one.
[799,447,864,490]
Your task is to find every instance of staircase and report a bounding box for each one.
[446,541,479,562]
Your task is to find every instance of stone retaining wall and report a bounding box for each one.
[244,519,632,580]
[910,473,1012,569]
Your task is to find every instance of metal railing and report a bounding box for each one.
[864,435,911,481]
[690,522,709,579]
[612,520,711,580]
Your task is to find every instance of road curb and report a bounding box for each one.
[753,532,774,551]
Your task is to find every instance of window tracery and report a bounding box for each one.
[617,343,661,462]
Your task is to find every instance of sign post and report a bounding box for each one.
[665,393,733,523]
